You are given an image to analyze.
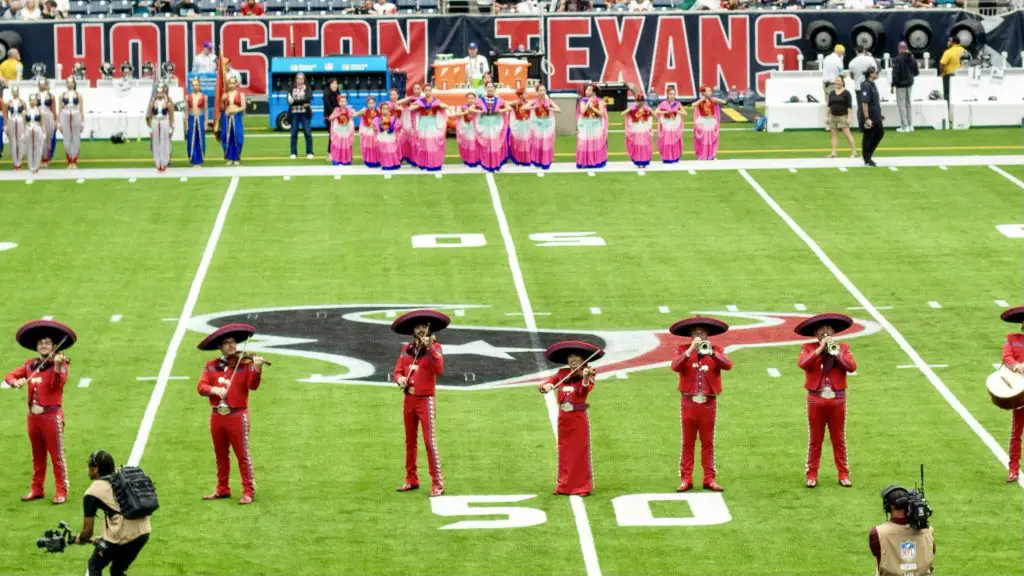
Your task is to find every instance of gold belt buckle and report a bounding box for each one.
[821,387,836,400]
[30,404,44,415]
[216,404,232,415]
[408,386,415,395]
[692,394,707,404]
[560,402,573,412]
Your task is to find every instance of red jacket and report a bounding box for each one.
[798,342,856,391]
[545,367,596,405]
[392,342,444,396]
[197,357,262,409]
[240,1,264,15]
[671,343,733,395]
[5,358,68,408]
[1003,333,1024,369]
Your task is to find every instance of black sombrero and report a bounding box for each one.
[197,323,257,351]
[390,310,451,335]
[1001,306,1024,324]
[16,320,77,351]
[669,316,729,337]
[794,313,854,337]
[544,340,605,365]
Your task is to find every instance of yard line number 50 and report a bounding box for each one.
[430,493,732,530]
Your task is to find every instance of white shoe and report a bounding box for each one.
[909,127,915,132]
[306,154,314,160]
[290,154,297,160]
[896,127,906,133]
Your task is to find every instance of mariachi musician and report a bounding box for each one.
[391,310,448,497]
[670,317,732,493]
[796,313,857,488]
[539,340,603,497]
[999,306,1024,483]
[3,320,77,504]
[196,323,268,505]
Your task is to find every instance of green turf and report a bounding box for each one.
[1,162,1022,575]
[0,115,1020,169]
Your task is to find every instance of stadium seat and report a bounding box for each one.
[110,0,133,13]
[88,0,110,13]
[67,0,90,14]
[285,0,306,10]
[652,0,672,6]
[328,0,350,11]
[417,0,436,7]
[264,0,286,12]
[306,0,328,11]
[196,0,217,10]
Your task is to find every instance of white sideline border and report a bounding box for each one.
[1,154,1022,182]
[485,172,602,576]
[125,177,240,467]
[739,169,1024,489]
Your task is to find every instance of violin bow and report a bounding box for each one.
[544,349,603,392]
[20,335,71,387]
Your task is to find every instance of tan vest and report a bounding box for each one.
[875,521,933,576]
[85,479,152,545]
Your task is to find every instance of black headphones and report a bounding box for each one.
[881,485,909,514]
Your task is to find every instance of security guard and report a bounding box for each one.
[869,486,934,576]
[75,451,152,576]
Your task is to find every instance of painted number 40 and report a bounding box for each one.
[430,493,732,530]
[412,232,606,249]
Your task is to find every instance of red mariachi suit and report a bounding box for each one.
[197,357,262,497]
[4,359,70,498]
[545,368,596,495]
[798,342,856,480]
[392,342,445,491]
[671,343,732,484]
[1003,333,1024,474]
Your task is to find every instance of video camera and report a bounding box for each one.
[882,465,934,530]
[36,521,74,553]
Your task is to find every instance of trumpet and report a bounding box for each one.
[826,338,840,356]
[697,339,713,356]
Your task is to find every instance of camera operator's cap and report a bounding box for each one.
[468,42,478,49]
[669,316,729,337]
[390,310,451,335]
[203,41,213,49]
[197,323,257,351]
[1000,306,1024,324]
[16,320,77,351]
[544,340,604,365]
[794,313,854,337]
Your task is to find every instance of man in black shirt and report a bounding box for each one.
[74,451,151,576]
[858,67,884,167]
[288,72,314,160]
[891,42,918,133]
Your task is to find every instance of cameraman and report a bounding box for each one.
[74,451,151,576]
[869,486,934,576]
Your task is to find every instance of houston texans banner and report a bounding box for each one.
[1,10,1014,97]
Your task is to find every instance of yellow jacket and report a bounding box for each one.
[940,45,966,75]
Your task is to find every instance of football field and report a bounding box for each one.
[1,153,1023,575]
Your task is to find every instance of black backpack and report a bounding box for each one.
[105,467,159,519]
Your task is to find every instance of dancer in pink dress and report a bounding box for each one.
[693,85,726,161]
[507,89,532,167]
[450,92,479,168]
[522,84,560,170]
[654,86,686,163]
[328,93,356,166]
[575,84,608,170]
[622,95,653,168]
[356,96,380,168]
[473,81,511,173]
[409,85,448,172]
[398,83,423,167]
[375,102,401,171]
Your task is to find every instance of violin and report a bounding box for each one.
[228,353,272,367]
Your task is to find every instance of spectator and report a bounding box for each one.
[345,0,372,13]
[0,47,22,82]
[18,0,41,19]
[287,72,313,160]
[0,0,14,18]
[891,41,918,133]
[825,76,857,159]
[150,0,173,14]
[322,77,340,155]
[371,0,396,13]
[848,45,877,92]
[193,42,217,73]
[911,0,932,6]
[821,44,844,128]
[239,0,264,15]
[40,0,58,18]
[224,61,241,84]
[628,0,652,10]
[176,0,196,14]
[465,42,488,89]
[558,0,591,11]
[939,36,965,101]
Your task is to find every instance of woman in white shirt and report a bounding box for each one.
[18,0,41,19]
[628,0,651,10]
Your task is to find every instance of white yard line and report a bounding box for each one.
[485,172,602,576]
[125,177,239,467]
[990,165,1024,189]
[739,169,1023,488]
[77,378,92,388]
[2,155,1021,183]
[995,300,1010,308]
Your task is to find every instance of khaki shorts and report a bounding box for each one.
[827,113,850,130]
